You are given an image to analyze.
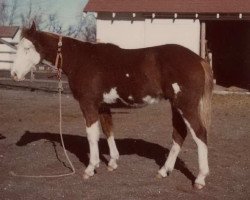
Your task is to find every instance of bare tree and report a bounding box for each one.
[0,0,96,42]
[20,0,45,29]
[0,0,7,25]
[46,13,63,34]
[65,13,96,42]
[0,0,18,26]
[0,0,45,28]
[8,0,18,26]
[83,14,96,42]
[65,25,77,37]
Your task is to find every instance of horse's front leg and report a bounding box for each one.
[79,103,101,179]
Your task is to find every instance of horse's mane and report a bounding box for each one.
[20,28,30,39]
[21,28,59,40]
[21,27,121,51]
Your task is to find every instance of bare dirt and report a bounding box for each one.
[0,88,250,200]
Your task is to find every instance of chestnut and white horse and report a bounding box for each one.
[12,23,213,189]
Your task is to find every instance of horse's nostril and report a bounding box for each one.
[11,71,17,78]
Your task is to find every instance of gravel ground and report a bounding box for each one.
[0,88,249,200]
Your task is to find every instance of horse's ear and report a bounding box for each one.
[30,21,36,32]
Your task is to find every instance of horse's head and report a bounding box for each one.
[11,22,41,81]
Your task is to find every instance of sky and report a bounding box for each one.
[11,0,89,28]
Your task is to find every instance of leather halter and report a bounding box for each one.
[54,35,63,80]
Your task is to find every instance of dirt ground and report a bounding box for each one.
[0,88,249,200]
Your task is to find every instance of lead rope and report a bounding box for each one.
[10,36,75,178]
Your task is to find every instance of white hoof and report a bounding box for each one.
[156,173,164,179]
[83,173,91,180]
[108,159,118,172]
[83,164,96,179]
[194,183,205,190]
[107,165,116,172]
[83,170,95,179]
[157,167,167,178]
[194,174,206,189]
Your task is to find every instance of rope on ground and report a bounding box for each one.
[10,80,76,178]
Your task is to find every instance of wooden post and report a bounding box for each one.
[30,68,35,82]
[200,22,206,59]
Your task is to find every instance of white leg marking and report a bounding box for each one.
[107,135,119,171]
[84,121,101,178]
[178,110,209,187]
[158,140,180,177]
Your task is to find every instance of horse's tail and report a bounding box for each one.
[199,60,213,133]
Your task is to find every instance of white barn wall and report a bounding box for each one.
[97,19,145,49]
[96,18,200,54]
[0,29,21,70]
[144,19,200,54]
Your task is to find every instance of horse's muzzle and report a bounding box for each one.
[11,71,24,81]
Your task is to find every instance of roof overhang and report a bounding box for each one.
[84,0,250,20]
[0,26,19,39]
[90,12,250,21]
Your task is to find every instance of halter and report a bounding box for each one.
[55,35,63,81]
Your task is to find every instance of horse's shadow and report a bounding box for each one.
[16,131,195,183]
[0,134,6,140]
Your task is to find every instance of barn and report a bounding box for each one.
[0,26,21,70]
[84,0,250,90]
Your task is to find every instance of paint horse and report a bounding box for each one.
[11,23,213,189]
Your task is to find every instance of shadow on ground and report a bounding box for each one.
[0,134,6,140]
[16,131,195,183]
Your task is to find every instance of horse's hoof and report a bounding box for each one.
[83,171,94,180]
[156,173,164,179]
[107,166,115,172]
[193,183,205,190]
[107,163,118,172]
[83,173,90,180]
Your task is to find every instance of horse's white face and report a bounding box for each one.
[11,38,41,81]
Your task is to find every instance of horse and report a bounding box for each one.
[11,23,213,189]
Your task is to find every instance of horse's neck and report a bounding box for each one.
[58,37,92,76]
[39,32,59,65]
[40,32,93,76]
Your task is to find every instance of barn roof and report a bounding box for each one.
[0,26,19,38]
[84,0,250,13]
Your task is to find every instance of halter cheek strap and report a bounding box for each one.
[55,35,63,80]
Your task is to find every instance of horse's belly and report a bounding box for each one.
[102,86,162,108]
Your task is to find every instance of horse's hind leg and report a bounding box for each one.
[158,106,187,177]
[178,108,209,189]
[99,106,119,171]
